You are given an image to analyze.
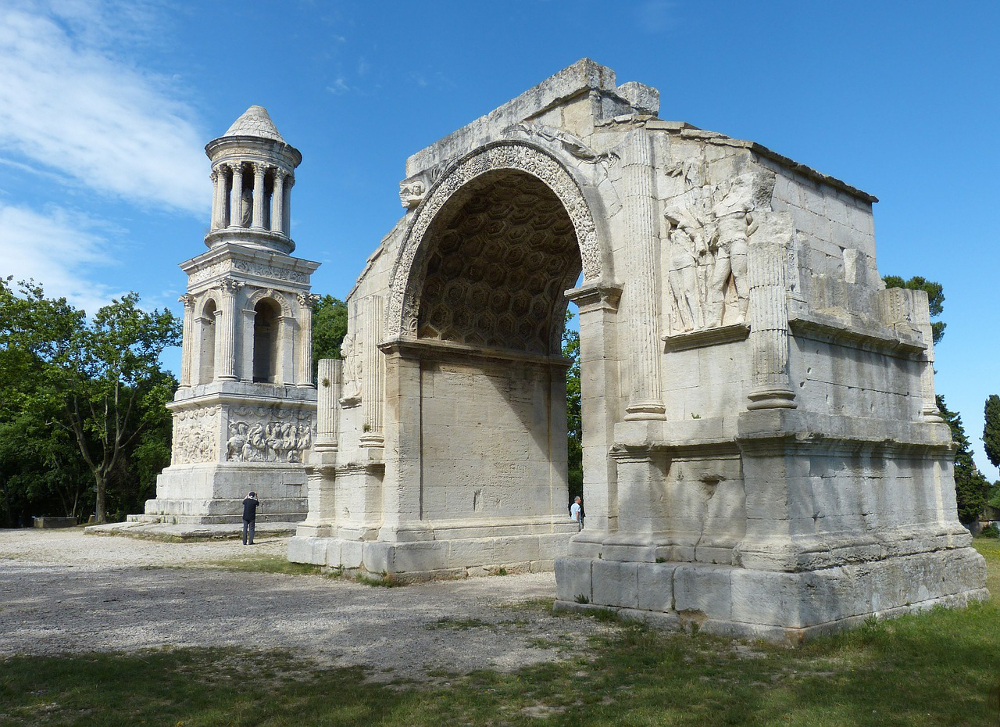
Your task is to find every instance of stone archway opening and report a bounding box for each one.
[411,169,583,524]
[253,298,280,383]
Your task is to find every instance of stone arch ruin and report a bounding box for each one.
[144,60,985,641]
[287,59,987,640]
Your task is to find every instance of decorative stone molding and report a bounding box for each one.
[385,141,606,341]
[232,258,308,283]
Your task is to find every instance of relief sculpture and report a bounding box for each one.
[225,406,315,464]
[663,170,771,334]
[171,406,220,464]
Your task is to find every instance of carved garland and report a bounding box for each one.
[385,142,604,339]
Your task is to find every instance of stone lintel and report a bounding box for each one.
[169,381,317,411]
[405,58,649,177]
[662,322,749,351]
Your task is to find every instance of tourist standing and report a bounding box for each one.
[242,491,260,545]
[570,496,583,531]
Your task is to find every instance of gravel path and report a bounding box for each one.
[0,529,614,680]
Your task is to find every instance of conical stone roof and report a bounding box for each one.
[224,105,285,142]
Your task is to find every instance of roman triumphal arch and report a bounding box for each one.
[289,60,986,641]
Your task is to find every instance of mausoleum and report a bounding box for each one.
[137,106,319,524]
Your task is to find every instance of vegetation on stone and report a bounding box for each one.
[883,274,946,344]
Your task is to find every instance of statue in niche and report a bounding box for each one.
[240,184,253,227]
[340,332,363,406]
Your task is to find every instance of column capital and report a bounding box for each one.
[297,292,321,308]
[178,293,196,308]
[252,161,266,177]
[217,279,243,295]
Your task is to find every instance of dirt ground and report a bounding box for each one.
[0,528,615,680]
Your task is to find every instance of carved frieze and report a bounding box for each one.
[187,261,231,286]
[232,258,307,283]
[171,406,221,465]
[225,406,315,463]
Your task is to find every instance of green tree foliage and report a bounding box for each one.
[937,394,991,524]
[311,294,348,378]
[563,312,582,501]
[0,279,179,525]
[984,395,1000,475]
[883,275,945,344]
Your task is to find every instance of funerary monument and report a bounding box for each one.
[137,106,319,524]
[280,59,986,640]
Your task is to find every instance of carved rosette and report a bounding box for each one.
[385,141,605,340]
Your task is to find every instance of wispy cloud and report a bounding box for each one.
[635,0,675,33]
[0,0,208,215]
[0,202,124,314]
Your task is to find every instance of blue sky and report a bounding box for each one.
[1,0,997,474]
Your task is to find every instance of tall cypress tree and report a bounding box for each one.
[984,395,1000,475]
[938,394,990,523]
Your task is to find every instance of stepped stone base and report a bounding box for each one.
[138,463,307,525]
[554,546,988,643]
[289,521,578,580]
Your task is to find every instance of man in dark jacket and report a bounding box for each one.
[242,491,261,545]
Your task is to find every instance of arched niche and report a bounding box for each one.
[198,297,218,384]
[252,298,281,383]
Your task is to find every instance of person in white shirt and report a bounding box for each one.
[570,496,583,531]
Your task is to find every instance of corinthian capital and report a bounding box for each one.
[218,279,244,295]
[179,293,196,308]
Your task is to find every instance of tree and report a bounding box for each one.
[0,279,180,523]
[563,312,582,501]
[984,395,1000,476]
[311,294,348,378]
[883,275,945,344]
[937,394,990,524]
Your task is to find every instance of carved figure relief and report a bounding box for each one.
[339,332,363,406]
[232,259,308,283]
[663,170,772,334]
[171,406,221,464]
[225,406,315,463]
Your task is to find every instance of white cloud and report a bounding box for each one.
[0,0,208,215]
[0,202,124,315]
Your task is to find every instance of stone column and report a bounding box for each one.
[178,294,195,387]
[746,229,796,410]
[282,176,294,237]
[271,170,285,234]
[360,295,385,446]
[315,358,341,452]
[216,280,241,380]
[251,163,266,229]
[229,164,244,229]
[621,130,665,421]
[377,343,423,537]
[210,167,226,230]
[568,282,622,543]
[296,293,319,387]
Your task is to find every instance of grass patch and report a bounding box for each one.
[3,540,1000,726]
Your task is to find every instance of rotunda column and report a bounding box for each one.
[229,164,244,229]
[271,169,286,234]
[209,167,224,230]
[282,176,294,236]
[251,163,266,229]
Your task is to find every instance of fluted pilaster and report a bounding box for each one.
[360,295,384,446]
[622,130,665,421]
[178,294,195,386]
[210,167,226,230]
[216,279,241,380]
[282,176,294,237]
[297,293,320,386]
[315,358,341,452]
[746,237,796,409]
